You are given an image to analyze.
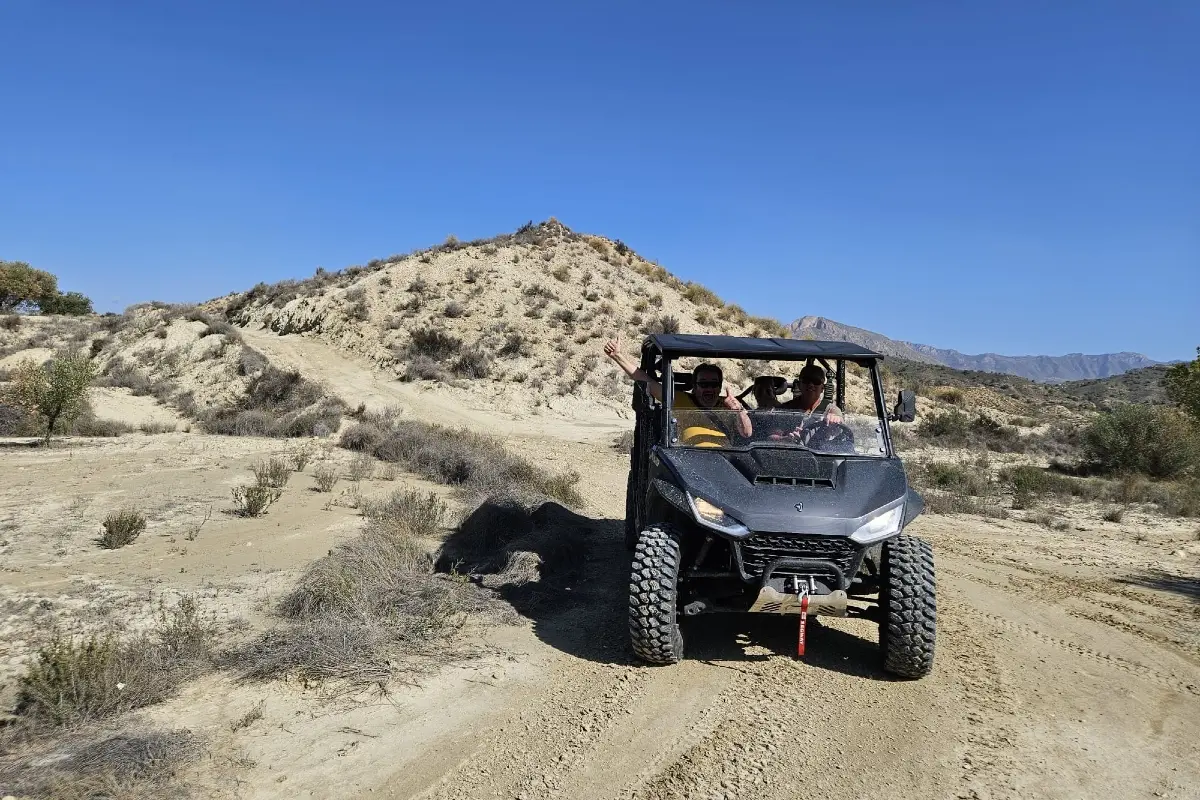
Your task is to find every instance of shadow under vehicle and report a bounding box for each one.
[623,334,935,678]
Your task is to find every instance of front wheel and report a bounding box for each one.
[628,524,685,664]
[879,534,936,678]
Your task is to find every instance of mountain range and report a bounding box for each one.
[788,316,1161,383]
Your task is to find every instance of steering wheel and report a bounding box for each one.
[797,420,856,454]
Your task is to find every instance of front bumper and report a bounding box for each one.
[732,533,867,591]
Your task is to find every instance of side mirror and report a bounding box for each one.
[891,389,916,423]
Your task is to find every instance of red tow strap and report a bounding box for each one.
[797,595,810,657]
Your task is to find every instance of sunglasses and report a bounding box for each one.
[797,380,824,388]
[695,380,721,389]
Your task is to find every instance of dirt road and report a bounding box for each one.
[207,423,1190,800]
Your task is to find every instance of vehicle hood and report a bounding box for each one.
[655,446,911,536]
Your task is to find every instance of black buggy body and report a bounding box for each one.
[623,334,936,678]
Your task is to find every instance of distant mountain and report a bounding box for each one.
[788,316,1161,383]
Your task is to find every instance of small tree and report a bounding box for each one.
[1165,347,1200,426]
[5,352,96,444]
[0,261,57,312]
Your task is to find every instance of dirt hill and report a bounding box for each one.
[214,220,882,418]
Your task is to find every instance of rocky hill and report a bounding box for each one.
[790,316,1160,383]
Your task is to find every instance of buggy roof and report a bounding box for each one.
[645,333,882,361]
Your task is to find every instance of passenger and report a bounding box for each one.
[751,376,785,410]
[780,364,844,425]
[602,336,751,444]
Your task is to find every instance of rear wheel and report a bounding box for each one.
[628,524,685,664]
[879,534,936,678]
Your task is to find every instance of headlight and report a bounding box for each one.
[849,505,904,544]
[687,494,750,538]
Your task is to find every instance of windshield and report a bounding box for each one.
[667,408,889,457]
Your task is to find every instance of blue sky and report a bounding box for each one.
[1,1,1196,361]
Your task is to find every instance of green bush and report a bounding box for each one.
[38,291,94,316]
[231,485,282,517]
[916,410,970,447]
[100,508,146,548]
[918,461,988,496]
[1082,404,1200,479]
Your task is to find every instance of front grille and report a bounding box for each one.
[738,534,860,585]
[754,476,834,487]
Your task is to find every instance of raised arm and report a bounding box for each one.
[721,387,753,437]
[603,335,662,402]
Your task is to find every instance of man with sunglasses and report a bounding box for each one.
[603,335,751,445]
[780,363,844,424]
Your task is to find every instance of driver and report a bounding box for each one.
[780,364,843,424]
[602,335,751,445]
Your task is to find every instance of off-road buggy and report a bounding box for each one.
[623,334,935,678]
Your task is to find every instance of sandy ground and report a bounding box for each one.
[2,346,1198,800]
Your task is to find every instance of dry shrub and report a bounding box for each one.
[200,366,344,439]
[252,457,291,488]
[404,354,447,382]
[360,488,447,538]
[71,412,133,437]
[100,509,146,549]
[340,420,387,452]
[12,598,214,730]
[290,444,314,471]
[649,315,681,335]
[498,331,530,357]
[231,521,504,685]
[347,452,374,482]
[231,485,282,517]
[1102,507,1125,523]
[681,282,722,307]
[363,415,582,506]
[443,301,467,318]
[451,347,492,379]
[408,328,462,361]
[312,463,339,492]
[137,421,175,434]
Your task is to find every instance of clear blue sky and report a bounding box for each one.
[2,2,1196,361]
